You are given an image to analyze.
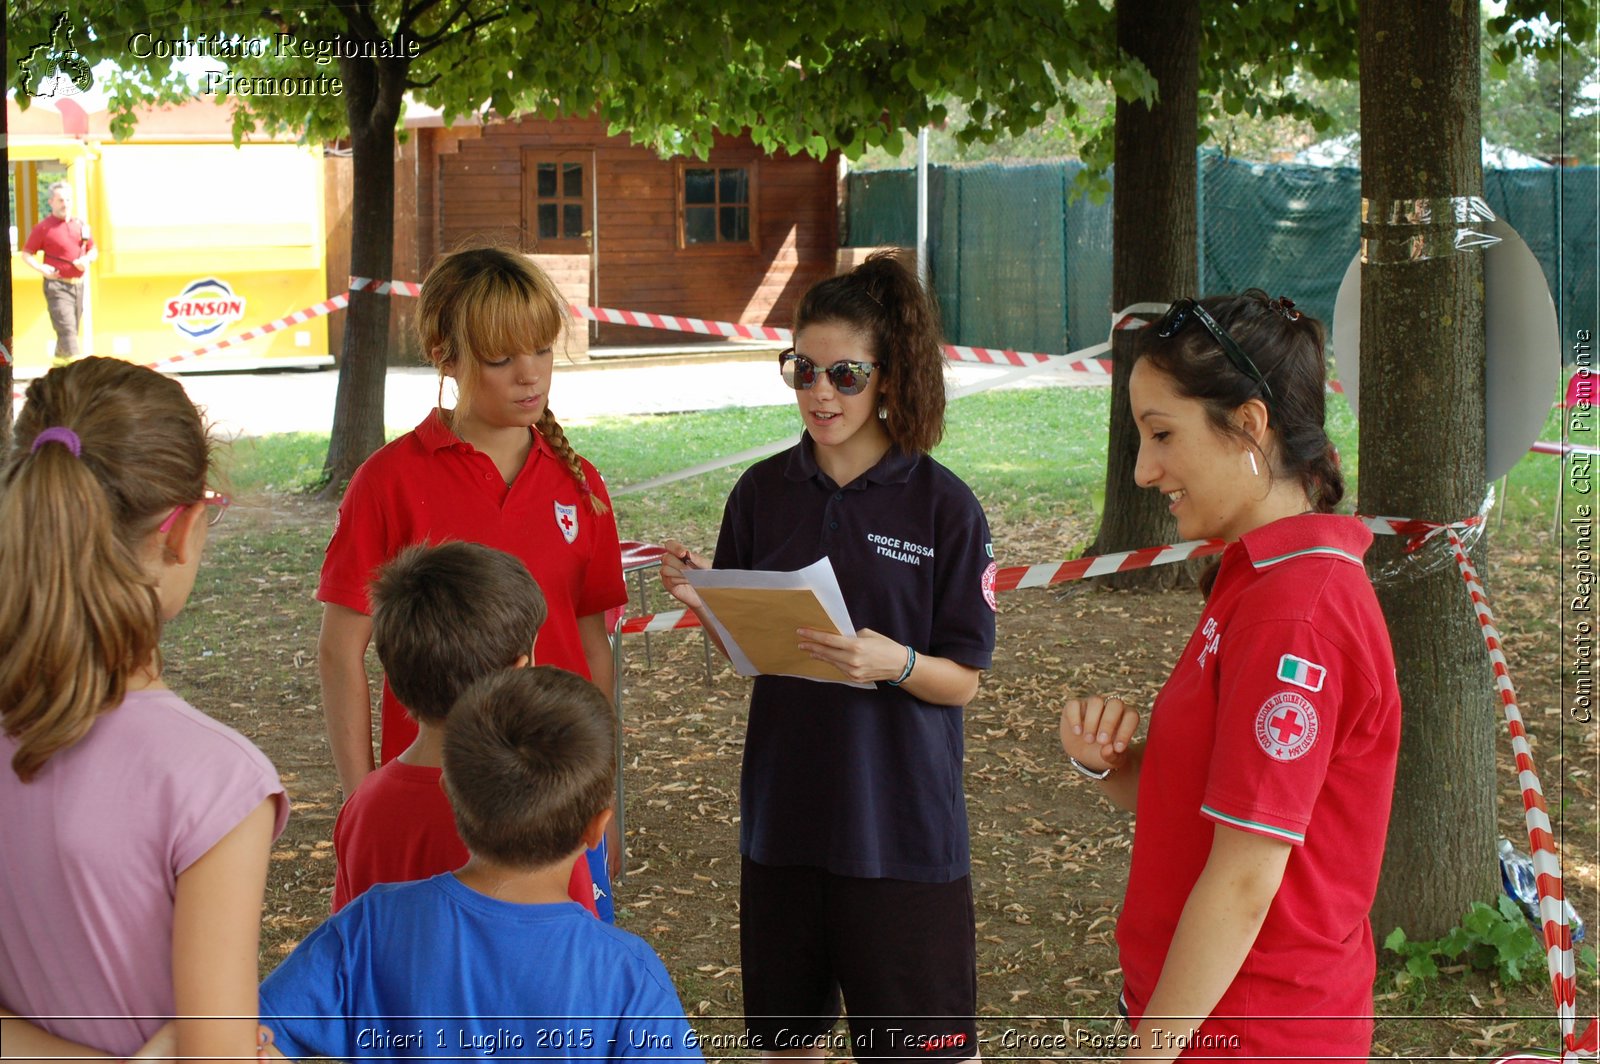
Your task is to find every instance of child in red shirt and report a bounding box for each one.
[331,541,596,916]
[317,247,627,915]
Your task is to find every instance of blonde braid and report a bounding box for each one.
[536,408,609,515]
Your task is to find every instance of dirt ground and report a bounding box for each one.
[162,489,1596,1060]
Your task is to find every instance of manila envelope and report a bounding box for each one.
[695,586,850,683]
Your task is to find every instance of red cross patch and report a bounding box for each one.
[554,501,579,544]
[1254,690,1319,762]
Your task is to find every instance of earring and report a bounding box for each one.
[1247,450,1259,477]
[878,405,888,421]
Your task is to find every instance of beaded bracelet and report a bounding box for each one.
[886,644,916,686]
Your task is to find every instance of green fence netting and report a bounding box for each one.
[846,153,1598,361]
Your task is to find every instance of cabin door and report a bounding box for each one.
[521,149,596,333]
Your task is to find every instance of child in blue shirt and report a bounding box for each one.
[261,667,697,1061]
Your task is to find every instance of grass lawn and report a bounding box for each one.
[198,381,1593,1058]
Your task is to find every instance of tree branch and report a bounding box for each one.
[333,0,385,44]
[410,0,490,51]
[396,0,447,39]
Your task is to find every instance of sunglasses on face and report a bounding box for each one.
[1155,298,1275,406]
[778,349,878,396]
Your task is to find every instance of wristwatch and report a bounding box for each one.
[1068,756,1113,780]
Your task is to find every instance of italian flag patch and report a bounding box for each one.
[1276,654,1326,693]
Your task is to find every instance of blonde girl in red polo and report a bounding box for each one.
[1059,291,1401,1062]
[0,358,287,1063]
[316,247,626,913]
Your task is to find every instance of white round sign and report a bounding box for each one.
[1331,217,1560,481]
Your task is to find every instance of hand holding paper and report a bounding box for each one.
[684,558,872,688]
[796,626,913,686]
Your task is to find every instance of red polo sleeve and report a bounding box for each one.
[573,459,627,618]
[1200,619,1368,846]
[317,457,398,615]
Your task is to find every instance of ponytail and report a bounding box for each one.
[1308,442,1345,513]
[795,250,948,455]
[0,359,210,781]
[536,408,608,515]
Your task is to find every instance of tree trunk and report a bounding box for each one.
[2,97,13,447]
[319,54,408,496]
[1363,1,1498,940]
[1089,0,1198,587]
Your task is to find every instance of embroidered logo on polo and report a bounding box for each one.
[1276,653,1327,693]
[981,561,998,612]
[865,532,933,566]
[1196,616,1221,669]
[554,501,579,544]
[1254,691,1320,761]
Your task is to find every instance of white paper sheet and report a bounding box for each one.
[685,557,871,688]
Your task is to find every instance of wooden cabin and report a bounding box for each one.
[389,113,841,355]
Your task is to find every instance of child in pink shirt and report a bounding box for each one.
[0,358,287,1062]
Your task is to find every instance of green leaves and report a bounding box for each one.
[23,0,1593,174]
[1384,896,1552,991]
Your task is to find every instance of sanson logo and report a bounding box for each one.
[163,278,247,339]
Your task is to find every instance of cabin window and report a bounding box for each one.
[678,164,755,248]
[522,151,591,251]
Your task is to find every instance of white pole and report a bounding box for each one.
[916,127,930,286]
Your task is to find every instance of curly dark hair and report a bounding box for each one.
[794,251,947,455]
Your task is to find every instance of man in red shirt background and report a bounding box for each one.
[18,181,97,364]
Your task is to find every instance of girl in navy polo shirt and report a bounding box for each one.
[662,252,997,1062]
[317,247,627,913]
[1059,291,1401,1061]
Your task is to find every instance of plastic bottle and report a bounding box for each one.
[1498,837,1586,944]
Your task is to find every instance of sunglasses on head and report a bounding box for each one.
[779,349,877,396]
[1155,298,1275,406]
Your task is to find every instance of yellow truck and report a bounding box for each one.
[10,98,330,371]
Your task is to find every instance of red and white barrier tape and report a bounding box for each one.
[616,513,1483,634]
[617,537,1227,633]
[1446,528,1596,1060]
[347,276,422,297]
[1533,440,1600,458]
[1363,512,1484,551]
[993,537,1224,592]
[619,608,706,635]
[620,541,668,572]
[570,302,791,344]
[144,293,350,372]
[349,276,1117,373]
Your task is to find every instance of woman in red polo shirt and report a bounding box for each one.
[316,247,626,911]
[1059,291,1401,1062]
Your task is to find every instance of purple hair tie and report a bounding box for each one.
[31,427,82,457]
